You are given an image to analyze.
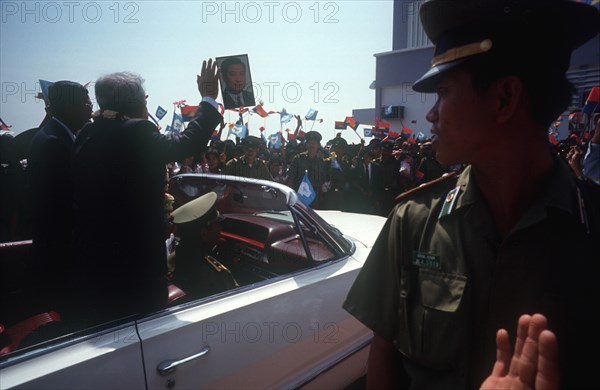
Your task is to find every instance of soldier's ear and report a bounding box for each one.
[492,76,525,124]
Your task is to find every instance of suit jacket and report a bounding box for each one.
[27,118,76,293]
[70,101,222,321]
[351,162,384,214]
[222,89,255,109]
[353,162,384,193]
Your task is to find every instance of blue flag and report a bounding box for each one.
[155,106,168,120]
[305,108,318,121]
[280,109,294,124]
[416,131,427,142]
[171,113,184,133]
[229,119,248,138]
[165,125,174,133]
[39,79,54,104]
[363,127,373,137]
[297,172,316,206]
[331,158,342,171]
[268,133,282,149]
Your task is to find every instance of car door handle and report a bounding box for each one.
[157,346,210,376]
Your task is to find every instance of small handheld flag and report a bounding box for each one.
[582,86,600,115]
[180,105,199,122]
[335,121,347,130]
[39,80,54,105]
[229,119,248,138]
[305,108,318,121]
[331,158,342,171]
[252,104,269,118]
[280,109,294,124]
[388,130,400,140]
[155,106,168,120]
[171,113,184,133]
[345,116,359,130]
[268,133,282,149]
[297,172,316,206]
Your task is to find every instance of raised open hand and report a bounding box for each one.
[480,314,559,390]
[197,59,220,99]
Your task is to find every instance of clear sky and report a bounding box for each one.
[0,0,394,143]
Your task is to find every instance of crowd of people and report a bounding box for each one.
[165,125,456,216]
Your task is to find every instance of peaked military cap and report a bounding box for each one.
[305,131,322,143]
[330,137,348,148]
[171,192,220,229]
[413,0,600,92]
[241,135,263,149]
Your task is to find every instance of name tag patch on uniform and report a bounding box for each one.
[412,251,441,269]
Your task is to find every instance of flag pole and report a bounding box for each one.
[148,113,161,130]
[353,128,363,142]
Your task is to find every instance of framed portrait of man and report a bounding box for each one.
[216,54,256,109]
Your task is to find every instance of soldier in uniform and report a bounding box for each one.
[287,131,326,209]
[224,135,273,181]
[343,1,600,389]
[170,192,238,300]
[323,136,352,211]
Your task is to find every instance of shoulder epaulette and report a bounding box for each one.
[394,170,460,203]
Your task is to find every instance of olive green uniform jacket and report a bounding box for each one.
[344,160,600,389]
[224,156,273,181]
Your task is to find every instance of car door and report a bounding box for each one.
[138,260,371,390]
[0,322,146,389]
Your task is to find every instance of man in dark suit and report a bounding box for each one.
[70,60,223,325]
[220,56,255,109]
[350,149,383,214]
[27,81,92,308]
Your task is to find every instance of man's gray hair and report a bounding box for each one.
[95,72,146,115]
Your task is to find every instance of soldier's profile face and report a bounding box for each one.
[426,68,492,165]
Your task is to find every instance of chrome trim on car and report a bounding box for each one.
[157,345,210,376]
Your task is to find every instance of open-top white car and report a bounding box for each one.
[0,174,386,389]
